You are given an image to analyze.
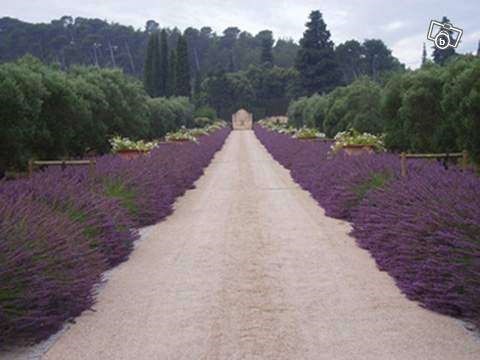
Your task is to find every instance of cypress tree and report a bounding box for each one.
[151,32,162,96]
[295,10,341,95]
[260,33,274,66]
[166,50,177,96]
[477,40,480,57]
[144,32,156,96]
[421,42,427,66]
[432,16,456,65]
[144,31,162,97]
[175,35,191,97]
[159,29,169,96]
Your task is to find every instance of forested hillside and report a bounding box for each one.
[0,16,299,78]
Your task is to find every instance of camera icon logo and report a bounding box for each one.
[427,20,463,50]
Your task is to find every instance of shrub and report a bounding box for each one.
[0,194,104,346]
[194,106,217,120]
[352,165,480,324]
[193,117,213,128]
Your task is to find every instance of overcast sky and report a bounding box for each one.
[1,0,479,68]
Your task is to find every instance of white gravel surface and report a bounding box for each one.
[7,130,480,359]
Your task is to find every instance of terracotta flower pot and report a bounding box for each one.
[343,144,375,156]
[117,149,148,160]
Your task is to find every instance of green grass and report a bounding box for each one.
[103,180,139,218]
[354,172,392,201]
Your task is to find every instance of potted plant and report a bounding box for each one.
[165,128,199,144]
[109,136,158,160]
[331,129,385,155]
[293,127,326,140]
[188,128,210,138]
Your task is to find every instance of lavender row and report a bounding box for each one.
[255,125,480,328]
[0,128,230,347]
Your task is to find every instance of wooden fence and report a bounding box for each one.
[28,159,96,178]
[400,150,468,177]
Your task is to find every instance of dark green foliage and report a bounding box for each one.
[175,36,191,97]
[288,56,480,160]
[441,56,480,161]
[0,56,198,171]
[259,30,274,66]
[166,50,177,97]
[159,30,169,96]
[335,39,404,85]
[200,65,298,120]
[288,77,383,136]
[147,96,194,138]
[144,31,163,97]
[194,105,217,120]
[432,17,456,65]
[422,43,427,66]
[0,16,300,80]
[144,32,157,96]
[295,10,341,95]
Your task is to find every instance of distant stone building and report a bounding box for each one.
[232,109,253,130]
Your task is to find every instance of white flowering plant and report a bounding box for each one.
[293,127,326,139]
[109,136,159,153]
[331,129,386,153]
[165,127,199,143]
[188,128,210,137]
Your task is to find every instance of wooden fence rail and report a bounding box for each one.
[400,150,468,177]
[28,159,96,178]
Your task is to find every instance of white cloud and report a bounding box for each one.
[383,21,406,32]
[392,34,427,69]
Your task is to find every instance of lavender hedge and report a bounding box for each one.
[255,125,480,327]
[0,127,230,347]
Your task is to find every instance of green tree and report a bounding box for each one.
[144,31,161,96]
[335,40,363,84]
[258,30,274,66]
[166,50,176,97]
[159,29,169,96]
[441,56,480,161]
[432,16,456,65]
[144,32,156,96]
[362,39,403,80]
[175,35,191,97]
[323,78,383,136]
[421,42,427,66]
[295,10,341,95]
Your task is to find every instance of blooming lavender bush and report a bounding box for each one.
[0,127,230,348]
[0,194,104,346]
[352,164,480,324]
[255,124,480,327]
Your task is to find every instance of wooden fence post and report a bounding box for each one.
[88,160,96,178]
[400,152,407,177]
[462,150,468,171]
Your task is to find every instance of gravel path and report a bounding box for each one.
[37,130,480,359]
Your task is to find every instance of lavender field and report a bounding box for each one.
[0,128,230,348]
[254,125,480,328]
